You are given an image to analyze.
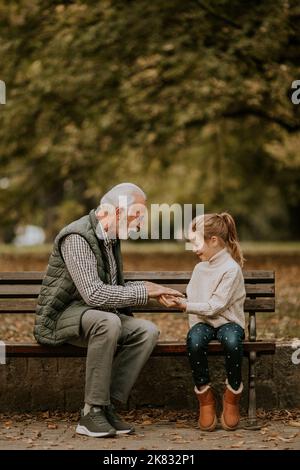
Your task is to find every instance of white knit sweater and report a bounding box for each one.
[186,248,246,329]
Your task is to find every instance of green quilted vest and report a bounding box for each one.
[34,209,129,346]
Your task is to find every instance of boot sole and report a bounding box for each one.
[199,415,217,432]
[220,413,239,431]
[76,424,116,438]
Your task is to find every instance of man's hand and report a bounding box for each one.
[144,281,184,299]
[159,294,187,311]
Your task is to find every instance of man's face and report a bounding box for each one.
[117,193,147,239]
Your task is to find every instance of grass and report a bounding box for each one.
[1,241,300,255]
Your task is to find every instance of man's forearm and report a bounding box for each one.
[61,234,148,309]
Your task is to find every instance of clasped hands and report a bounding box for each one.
[144,281,187,311]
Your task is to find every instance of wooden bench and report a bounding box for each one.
[0,270,275,427]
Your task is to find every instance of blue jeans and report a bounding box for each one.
[186,322,245,391]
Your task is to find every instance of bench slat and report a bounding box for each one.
[0,282,275,298]
[0,270,275,283]
[4,341,276,357]
[0,297,275,313]
[0,285,41,297]
[133,298,275,313]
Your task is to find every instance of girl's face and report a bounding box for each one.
[189,230,223,262]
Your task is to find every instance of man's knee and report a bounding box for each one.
[138,320,160,342]
[89,312,122,339]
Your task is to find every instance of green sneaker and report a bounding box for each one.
[76,407,116,438]
[104,404,135,435]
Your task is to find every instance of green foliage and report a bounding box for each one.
[0,0,299,241]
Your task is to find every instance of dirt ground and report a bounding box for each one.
[0,409,300,450]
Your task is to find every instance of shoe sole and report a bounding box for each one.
[220,413,239,431]
[116,429,135,435]
[76,424,116,438]
[198,415,217,432]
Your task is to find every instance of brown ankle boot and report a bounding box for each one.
[194,385,217,431]
[221,381,243,431]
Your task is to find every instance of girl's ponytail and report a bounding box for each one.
[220,212,245,267]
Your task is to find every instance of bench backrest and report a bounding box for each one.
[0,271,275,341]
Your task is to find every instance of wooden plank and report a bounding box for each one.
[0,270,275,283]
[245,284,275,296]
[0,282,275,299]
[0,285,41,297]
[0,282,275,300]
[0,272,44,283]
[0,300,37,313]
[125,271,275,283]
[244,298,275,312]
[4,340,276,357]
[0,297,275,313]
[132,297,275,313]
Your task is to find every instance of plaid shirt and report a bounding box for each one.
[60,220,148,311]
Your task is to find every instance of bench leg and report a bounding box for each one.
[247,350,258,427]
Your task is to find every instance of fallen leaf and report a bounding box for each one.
[230,440,245,448]
[278,436,293,442]
[47,423,58,429]
[288,420,300,428]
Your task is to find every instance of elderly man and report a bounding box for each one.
[34,183,182,438]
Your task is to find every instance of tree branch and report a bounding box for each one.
[224,107,300,132]
[184,106,300,132]
[195,0,242,30]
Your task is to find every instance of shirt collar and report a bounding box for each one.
[95,217,116,247]
[208,247,230,266]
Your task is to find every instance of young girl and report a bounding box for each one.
[161,212,246,431]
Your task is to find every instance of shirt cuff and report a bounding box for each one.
[132,281,148,306]
[186,302,209,315]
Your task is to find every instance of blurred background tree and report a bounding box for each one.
[0,0,299,241]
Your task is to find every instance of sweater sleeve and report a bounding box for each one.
[186,268,241,318]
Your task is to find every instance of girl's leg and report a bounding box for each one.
[217,323,245,431]
[216,323,244,390]
[186,323,215,389]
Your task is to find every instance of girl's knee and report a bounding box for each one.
[218,325,244,351]
[187,334,207,352]
[222,334,242,352]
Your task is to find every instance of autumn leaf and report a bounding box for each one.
[230,440,245,448]
[288,421,300,428]
[47,423,58,429]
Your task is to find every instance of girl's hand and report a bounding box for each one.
[159,295,187,311]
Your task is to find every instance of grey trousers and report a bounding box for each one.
[68,309,160,406]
